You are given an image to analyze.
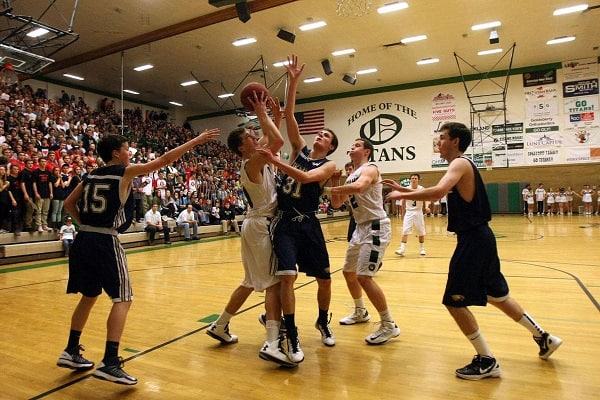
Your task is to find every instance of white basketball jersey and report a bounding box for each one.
[240,160,277,218]
[405,185,425,212]
[345,163,387,224]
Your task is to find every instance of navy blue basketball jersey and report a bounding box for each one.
[78,164,131,230]
[447,157,491,233]
[277,146,330,213]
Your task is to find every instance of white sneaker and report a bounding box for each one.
[37,226,44,233]
[534,332,563,360]
[339,307,371,325]
[394,245,406,257]
[206,322,238,344]
[419,247,426,256]
[259,339,297,368]
[284,331,304,363]
[315,318,335,346]
[365,321,401,345]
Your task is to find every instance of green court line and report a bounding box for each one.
[198,314,219,323]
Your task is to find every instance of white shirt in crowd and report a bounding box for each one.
[177,209,197,224]
[142,176,153,196]
[59,224,77,240]
[522,187,530,201]
[535,188,546,201]
[144,209,163,228]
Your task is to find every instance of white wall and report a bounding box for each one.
[190,59,600,173]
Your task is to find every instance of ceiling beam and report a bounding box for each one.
[38,0,298,75]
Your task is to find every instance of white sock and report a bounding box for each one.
[215,311,233,326]
[379,309,393,323]
[518,313,545,338]
[266,320,279,343]
[466,330,493,357]
[419,242,425,250]
[353,298,366,309]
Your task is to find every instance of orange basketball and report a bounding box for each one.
[240,82,269,112]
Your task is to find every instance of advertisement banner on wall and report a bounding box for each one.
[561,126,600,146]
[524,85,559,101]
[562,79,599,97]
[591,147,600,161]
[562,58,599,81]
[493,142,525,167]
[431,93,457,122]
[563,96,599,128]
[523,70,557,87]
[525,131,563,147]
[526,99,559,118]
[524,116,560,133]
[526,147,562,165]
[564,147,591,163]
[492,122,524,144]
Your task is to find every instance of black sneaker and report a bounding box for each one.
[56,345,94,370]
[93,357,137,385]
[455,355,502,380]
[315,314,335,347]
[534,332,563,360]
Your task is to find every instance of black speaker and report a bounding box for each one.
[235,1,251,23]
[342,74,357,85]
[321,59,333,75]
[277,29,296,44]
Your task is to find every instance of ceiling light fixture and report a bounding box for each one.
[180,80,199,87]
[478,48,503,56]
[357,68,378,75]
[400,34,427,44]
[471,21,502,31]
[304,77,323,83]
[273,60,290,67]
[331,48,356,56]
[63,73,84,81]
[377,1,409,14]
[416,57,439,65]
[169,101,183,107]
[26,28,49,38]
[218,93,235,98]
[546,36,576,45]
[133,64,153,72]
[299,21,327,31]
[123,89,140,94]
[232,37,257,46]
[553,4,588,15]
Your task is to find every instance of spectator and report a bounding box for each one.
[177,204,199,241]
[19,159,36,231]
[7,164,23,235]
[33,157,52,232]
[220,202,239,235]
[0,165,9,232]
[50,166,66,230]
[144,203,171,245]
[58,216,76,256]
[132,175,144,222]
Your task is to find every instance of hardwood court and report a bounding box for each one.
[1,215,599,399]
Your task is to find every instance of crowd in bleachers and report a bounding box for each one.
[0,83,247,237]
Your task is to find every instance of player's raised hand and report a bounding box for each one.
[385,190,405,203]
[382,179,411,192]
[256,147,277,163]
[285,54,305,81]
[248,90,269,116]
[267,96,285,126]
[196,128,221,144]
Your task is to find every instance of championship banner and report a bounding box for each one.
[526,147,562,165]
[523,70,556,87]
[562,58,599,81]
[564,147,591,163]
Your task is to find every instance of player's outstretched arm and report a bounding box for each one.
[257,147,335,184]
[252,93,284,154]
[124,129,220,181]
[283,54,306,159]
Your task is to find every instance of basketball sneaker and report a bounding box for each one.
[56,345,94,370]
[259,339,297,368]
[534,332,563,360]
[315,315,335,346]
[365,321,401,345]
[339,307,370,325]
[93,357,137,385]
[206,322,238,344]
[419,246,426,256]
[455,355,501,380]
[395,243,406,256]
[284,329,304,363]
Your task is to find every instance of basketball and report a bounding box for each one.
[240,82,269,112]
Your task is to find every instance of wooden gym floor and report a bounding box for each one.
[1,215,599,399]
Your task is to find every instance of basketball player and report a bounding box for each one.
[258,54,339,363]
[385,122,562,380]
[344,161,357,242]
[205,94,295,367]
[327,138,400,343]
[395,174,428,256]
[58,129,220,385]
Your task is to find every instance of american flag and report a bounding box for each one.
[294,109,325,135]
